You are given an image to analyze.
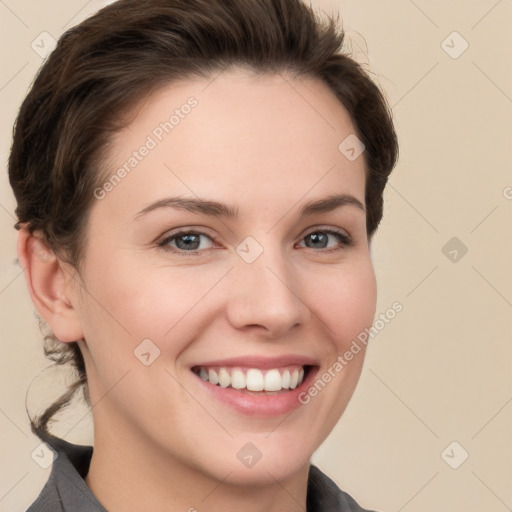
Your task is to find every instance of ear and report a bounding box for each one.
[17,228,84,343]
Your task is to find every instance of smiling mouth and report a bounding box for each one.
[191,365,312,393]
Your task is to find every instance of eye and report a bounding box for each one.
[158,230,216,253]
[298,229,353,252]
[157,227,353,256]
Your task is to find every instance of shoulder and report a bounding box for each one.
[307,464,380,512]
[26,438,105,512]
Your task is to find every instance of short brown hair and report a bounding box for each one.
[8,0,398,444]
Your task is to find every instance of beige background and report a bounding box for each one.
[1,0,511,511]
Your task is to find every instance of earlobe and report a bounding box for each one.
[17,228,84,343]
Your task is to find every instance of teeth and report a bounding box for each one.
[218,368,230,388]
[282,370,291,389]
[196,366,307,392]
[231,369,246,389]
[290,369,299,389]
[246,369,264,391]
[208,368,219,385]
[264,369,282,391]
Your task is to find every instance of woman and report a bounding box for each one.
[9,0,398,510]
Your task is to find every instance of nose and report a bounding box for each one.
[225,247,310,339]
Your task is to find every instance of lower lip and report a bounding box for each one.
[192,367,319,417]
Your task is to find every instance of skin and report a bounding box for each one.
[18,68,376,512]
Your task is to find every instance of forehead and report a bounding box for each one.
[94,69,366,221]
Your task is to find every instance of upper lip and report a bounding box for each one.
[191,355,319,369]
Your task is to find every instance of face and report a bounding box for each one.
[71,68,376,485]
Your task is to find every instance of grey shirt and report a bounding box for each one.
[26,438,377,511]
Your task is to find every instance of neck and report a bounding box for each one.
[84,415,309,512]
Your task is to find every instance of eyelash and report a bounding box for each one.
[157,228,353,255]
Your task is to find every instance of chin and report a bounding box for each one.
[195,431,317,487]
[218,451,312,487]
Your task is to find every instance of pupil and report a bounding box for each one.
[308,233,327,248]
[177,234,200,250]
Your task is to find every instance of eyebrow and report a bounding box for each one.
[134,193,365,221]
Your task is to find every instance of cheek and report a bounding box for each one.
[291,259,376,443]
[305,260,377,347]
[79,259,227,362]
